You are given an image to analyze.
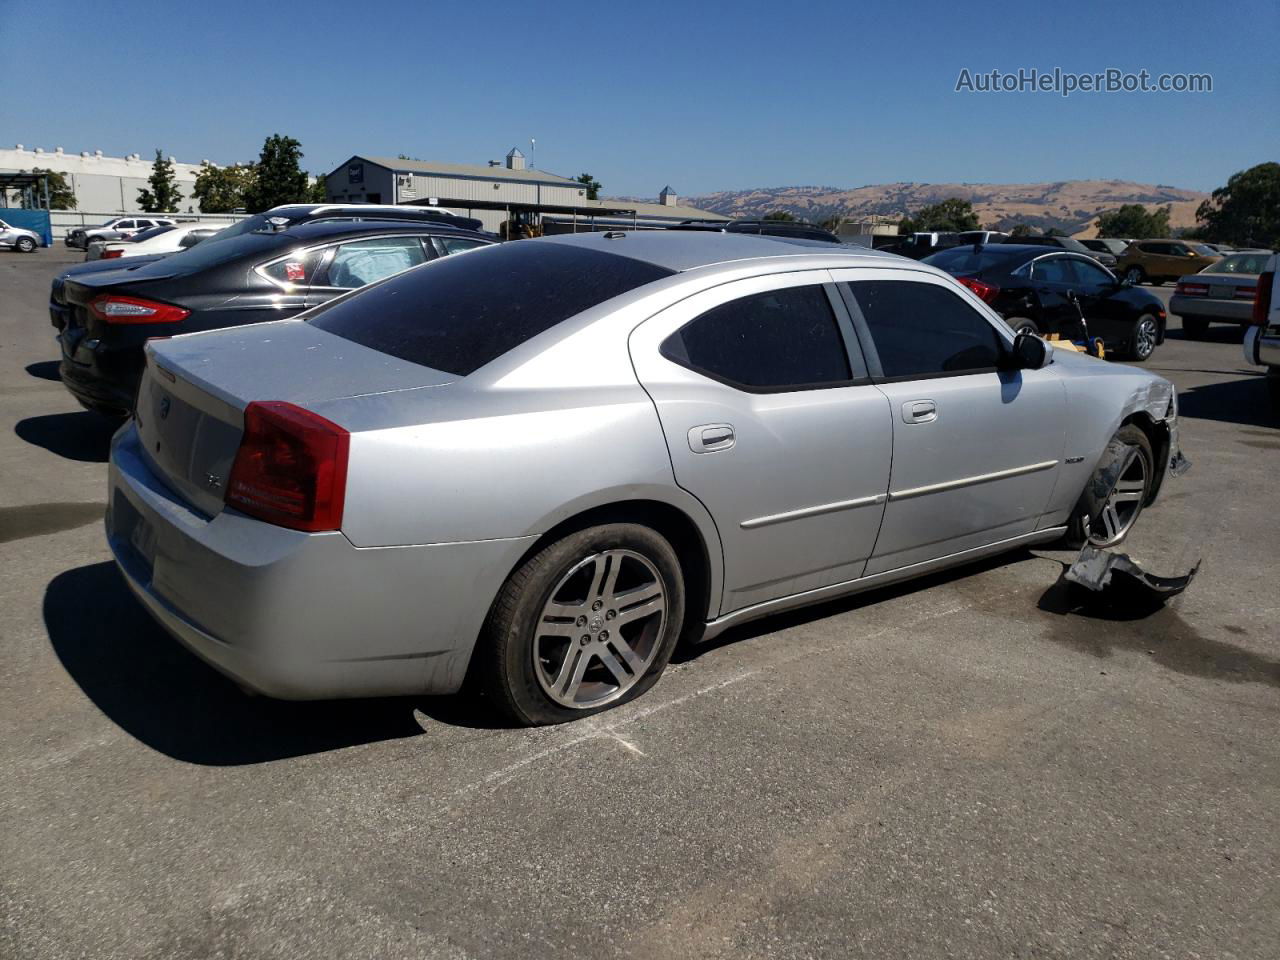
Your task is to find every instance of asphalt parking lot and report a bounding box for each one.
[2,248,1278,959]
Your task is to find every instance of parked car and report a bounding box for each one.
[1242,254,1279,410]
[878,231,962,259]
[104,232,1184,724]
[1079,238,1130,259]
[672,219,841,243]
[958,230,1010,245]
[66,217,176,250]
[1170,250,1274,338]
[87,221,236,261]
[54,218,494,415]
[1115,239,1221,285]
[0,218,42,253]
[1002,235,1117,270]
[923,243,1167,360]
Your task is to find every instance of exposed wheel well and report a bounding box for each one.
[508,500,715,641]
[1120,411,1169,503]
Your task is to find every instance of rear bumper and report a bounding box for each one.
[1169,295,1253,323]
[106,423,534,700]
[59,355,137,415]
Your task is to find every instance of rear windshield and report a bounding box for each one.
[129,225,176,243]
[923,246,1027,274]
[309,241,674,376]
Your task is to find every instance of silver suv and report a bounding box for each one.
[65,217,175,250]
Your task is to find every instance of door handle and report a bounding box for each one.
[902,400,937,424]
[688,423,735,453]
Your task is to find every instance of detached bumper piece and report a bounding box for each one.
[1065,546,1200,612]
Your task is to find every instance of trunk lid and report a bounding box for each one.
[137,319,455,518]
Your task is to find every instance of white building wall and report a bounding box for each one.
[0,144,237,213]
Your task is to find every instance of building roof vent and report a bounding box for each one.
[506,147,526,171]
[659,185,678,206]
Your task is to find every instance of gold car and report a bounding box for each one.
[1116,240,1221,286]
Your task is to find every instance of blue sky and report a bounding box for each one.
[4,0,1276,197]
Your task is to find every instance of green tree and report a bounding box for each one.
[763,210,796,221]
[191,162,256,213]
[1097,203,1171,239]
[907,197,980,232]
[574,172,602,200]
[309,174,328,203]
[1195,162,1280,248]
[243,134,311,213]
[136,149,183,213]
[20,168,76,209]
[1009,223,1033,237]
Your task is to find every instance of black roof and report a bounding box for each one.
[280,219,491,243]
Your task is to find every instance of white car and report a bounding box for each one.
[87,221,236,261]
[1242,253,1279,410]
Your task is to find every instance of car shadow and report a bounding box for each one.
[1176,376,1277,429]
[45,562,435,765]
[676,551,1028,662]
[14,411,119,462]
[1164,324,1244,344]
[25,360,61,381]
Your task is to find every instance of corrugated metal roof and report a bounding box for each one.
[361,155,581,186]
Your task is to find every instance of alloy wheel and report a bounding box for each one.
[1125,267,1143,284]
[533,549,667,709]
[1134,317,1158,359]
[1088,447,1148,546]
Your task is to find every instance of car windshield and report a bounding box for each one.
[1201,253,1269,275]
[1190,243,1218,256]
[923,246,1028,274]
[309,241,674,376]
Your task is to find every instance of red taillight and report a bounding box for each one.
[1236,286,1257,300]
[226,401,349,532]
[101,249,125,259]
[956,275,1000,304]
[1252,271,1274,326]
[88,294,189,325]
[1175,282,1209,296]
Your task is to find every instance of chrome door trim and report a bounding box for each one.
[740,493,887,530]
[889,459,1059,501]
[698,525,1067,641]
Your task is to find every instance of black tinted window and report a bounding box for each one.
[661,285,854,390]
[310,241,673,376]
[1072,258,1114,291]
[1032,258,1075,283]
[846,280,1003,379]
[924,246,1026,274]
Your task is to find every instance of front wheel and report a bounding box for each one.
[1126,313,1159,361]
[1123,266,1146,285]
[476,523,685,726]
[1066,424,1154,548]
[15,236,36,253]
[1009,317,1040,337]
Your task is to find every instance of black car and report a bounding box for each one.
[1002,234,1118,270]
[671,219,841,243]
[923,243,1167,361]
[52,218,494,414]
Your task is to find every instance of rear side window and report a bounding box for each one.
[1031,258,1075,283]
[309,241,673,376]
[846,280,1004,380]
[661,285,855,390]
[322,236,429,289]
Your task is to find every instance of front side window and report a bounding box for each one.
[1031,257,1075,283]
[661,285,854,391]
[323,236,429,289]
[1071,258,1115,292]
[846,280,1004,380]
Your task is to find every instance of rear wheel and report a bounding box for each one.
[1009,317,1039,337]
[1123,266,1146,285]
[476,523,685,726]
[1066,425,1154,548]
[1126,313,1159,361]
[1181,315,1209,339]
[15,236,36,253]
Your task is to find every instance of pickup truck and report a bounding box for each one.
[1242,253,1279,411]
[65,216,175,250]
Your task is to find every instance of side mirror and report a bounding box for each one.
[1012,332,1049,370]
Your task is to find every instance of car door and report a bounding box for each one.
[304,235,434,308]
[1065,256,1131,344]
[1028,255,1084,337]
[833,269,1067,575]
[629,272,893,615]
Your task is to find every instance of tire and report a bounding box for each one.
[1123,266,1146,285]
[1009,317,1039,337]
[1065,424,1154,548]
[476,523,686,726]
[1126,313,1159,361]
[15,236,36,253]
[1181,315,1209,340]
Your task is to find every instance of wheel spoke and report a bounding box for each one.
[614,587,664,626]
[584,556,607,602]
[1101,503,1121,540]
[554,647,591,700]
[598,554,621,600]
[597,647,631,685]
[1111,490,1144,504]
[608,634,645,673]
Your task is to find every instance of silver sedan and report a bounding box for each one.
[106,232,1184,724]
[0,218,41,253]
